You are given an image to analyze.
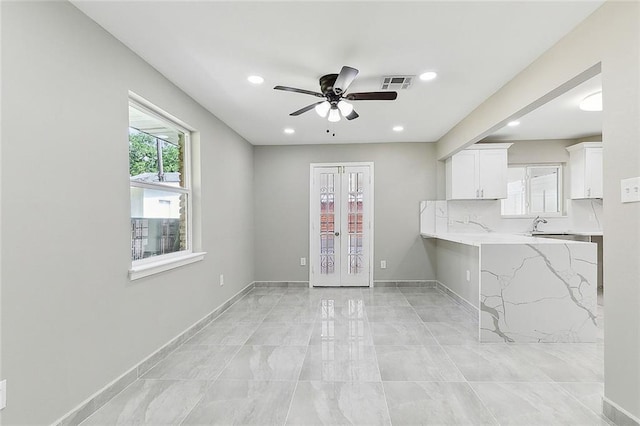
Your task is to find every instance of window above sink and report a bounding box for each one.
[501,164,564,217]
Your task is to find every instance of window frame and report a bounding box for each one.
[501,163,565,218]
[128,97,203,279]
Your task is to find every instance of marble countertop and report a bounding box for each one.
[420,232,594,247]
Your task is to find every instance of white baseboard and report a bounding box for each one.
[603,397,640,426]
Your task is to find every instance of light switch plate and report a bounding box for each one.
[621,177,640,203]
[0,379,6,410]
[380,260,387,269]
[300,257,306,266]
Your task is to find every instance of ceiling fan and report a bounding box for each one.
[274,66,398,122]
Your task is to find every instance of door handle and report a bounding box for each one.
[335,232,340,236]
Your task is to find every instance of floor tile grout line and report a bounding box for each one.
[555,381,609,423]
[177,380,211,426]
[368,312,397,425]
[174,342,248,425]
[178,289,287,426]
[464,381,501,426]
[424,289,502,424]
[282,332,313,426]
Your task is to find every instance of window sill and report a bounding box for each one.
[129,252,207,280]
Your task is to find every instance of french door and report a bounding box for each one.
[310,163,373,287]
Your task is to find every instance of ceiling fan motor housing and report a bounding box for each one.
[319,73,340,100]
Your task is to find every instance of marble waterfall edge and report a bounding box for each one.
[480,243,597,343]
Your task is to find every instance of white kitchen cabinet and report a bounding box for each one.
[445,143,512,200]
[567,142,603,199]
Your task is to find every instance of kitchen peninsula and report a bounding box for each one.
[421,201,597,343]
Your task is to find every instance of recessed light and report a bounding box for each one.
[419,71,437,81]
[247,75,264,85]
[579,91,602,111]
[393,125,404,132]
[283,128,295,134]
[507,121,520,127]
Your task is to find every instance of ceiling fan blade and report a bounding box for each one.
[345,110,359,120]
[346,91,398,101]
[274,85,324,98]
[290,101,325,116]
[333,66,359,95]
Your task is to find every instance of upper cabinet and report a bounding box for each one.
[567,142,603,199]
[445,143,512,200]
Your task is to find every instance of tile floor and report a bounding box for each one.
[81,286,608,425]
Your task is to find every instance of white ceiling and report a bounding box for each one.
[485,74,602,141]
[73,1,604,146]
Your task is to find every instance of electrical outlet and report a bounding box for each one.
[219,274,224,286]
[0,379,6,410]
[466,270,471,282]
[463,215,470,224]
[621,177,640,203]
[380,260,387,269]
[300,257,306,266]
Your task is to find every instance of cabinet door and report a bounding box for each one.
[585,148,603,198]
[569,148,586,199]
[448,150,479,199]
[478,149,508,199]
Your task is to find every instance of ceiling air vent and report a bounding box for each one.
[381,75,414,90]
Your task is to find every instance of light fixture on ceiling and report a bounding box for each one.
[247,75,264,85]
[393,125,404,132]
[328,107,341,123]
[507,120,520,127]
[283,128,295,134]
[337,100,353,116]
[315,101,331,118]
[579,91,602,111]
[419,71,438,81]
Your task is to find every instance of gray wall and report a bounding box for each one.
[436,2,640,420]
[435,241,480,308]
[254,143,438,282]
[505,139,577,164]
[1,2,254,424]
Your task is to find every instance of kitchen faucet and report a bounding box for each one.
[531,216,548,232]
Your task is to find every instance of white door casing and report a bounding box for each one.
[309,163,373,287]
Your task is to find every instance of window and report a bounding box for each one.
[501,164,563,216]
[129,99,196,275]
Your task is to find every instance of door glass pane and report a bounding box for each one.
[347,172,364,275]
[319,172,335,274]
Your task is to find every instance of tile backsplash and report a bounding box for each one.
[420,199,603,234]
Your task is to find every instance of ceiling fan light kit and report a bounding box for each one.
[328,108,341,123]
[274,65,398,123]
[315,101,331,117]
